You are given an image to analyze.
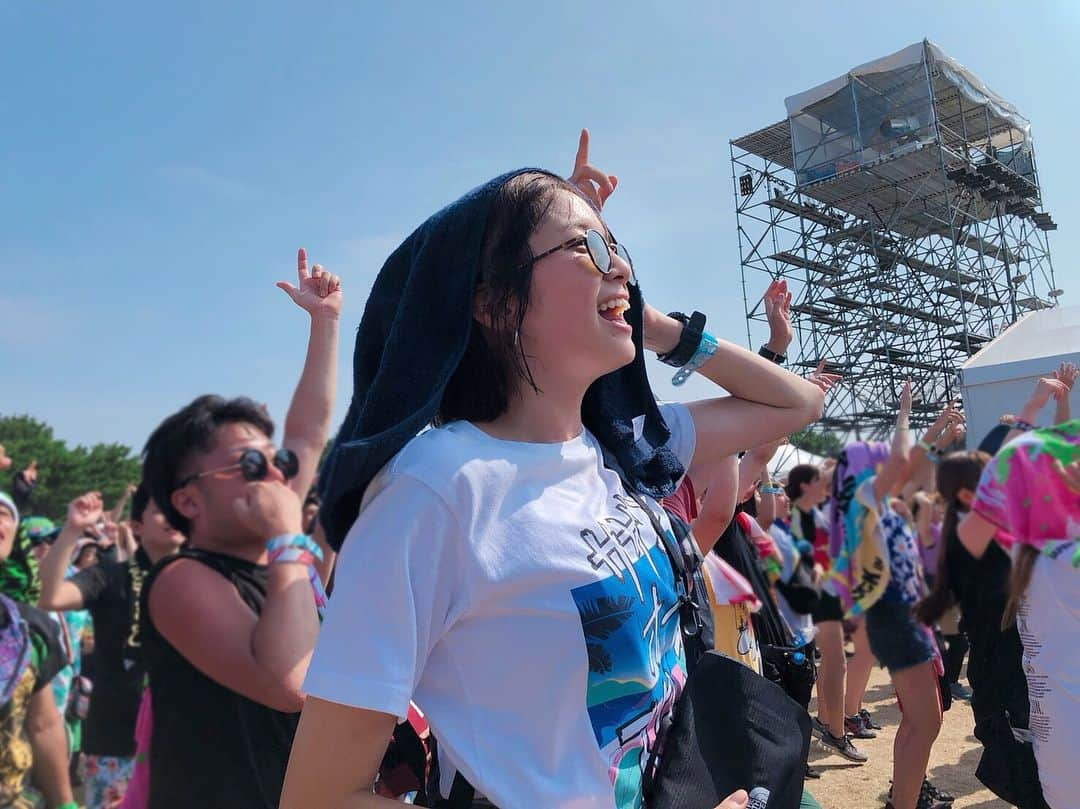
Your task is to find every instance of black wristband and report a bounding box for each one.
[658,311,706,367]
[758,345,787,364]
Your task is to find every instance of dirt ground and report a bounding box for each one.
[806,665,1009,809]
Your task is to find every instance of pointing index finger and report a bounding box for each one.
[297,247,310,284]
[574,129,590,175]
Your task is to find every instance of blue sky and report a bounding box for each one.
[3,1,1078,452]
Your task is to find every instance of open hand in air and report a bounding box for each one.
[763,279,794,353]
[1030,377,1069,410]
[1052,362,1077,399]
[807,359,841,394]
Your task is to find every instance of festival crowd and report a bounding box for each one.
[1,133,1076,809]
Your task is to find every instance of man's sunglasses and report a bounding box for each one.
[174,447,299,490]
[519,228,635,285]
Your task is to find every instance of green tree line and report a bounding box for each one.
[788,427,844,458]
[0,414,141,521]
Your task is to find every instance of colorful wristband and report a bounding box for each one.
[760,486,783,495]
[1013,419,1036,432]
[266,533,324,562]
[266,534,327,618]
[916,439,934,453]
[672,330,720,386]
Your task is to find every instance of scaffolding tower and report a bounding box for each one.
[731,40,1059,438]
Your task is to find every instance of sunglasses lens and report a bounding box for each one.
[615,243,635,285]
[274,449,300,481]
[585,229,611,274]
[240,450,269,481]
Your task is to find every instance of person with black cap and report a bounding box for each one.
[281,133,825,808]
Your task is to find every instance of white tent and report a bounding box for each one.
[960,306,1080,444]
[770,445,828,479]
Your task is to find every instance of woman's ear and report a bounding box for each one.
[956,487,975,508]
[472,285,495,330]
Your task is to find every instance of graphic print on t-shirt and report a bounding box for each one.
[571,494,686,809]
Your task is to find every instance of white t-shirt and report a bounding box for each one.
[304,404,696,809]
[1015,541,1080,809]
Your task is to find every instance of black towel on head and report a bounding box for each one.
[319,169,686,551]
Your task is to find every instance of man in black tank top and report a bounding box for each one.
[141,398,321,809]
[137,251,340,809]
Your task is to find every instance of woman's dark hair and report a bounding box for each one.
[915,450,989,624]
[131,482,150,523]
[1004,545,1038,630]
[784,464,820,502]
[142,395,275,534]
[435,172,589,425]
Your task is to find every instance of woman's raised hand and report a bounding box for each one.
[762,279,793,354]
[806,359,841,394]
[1030,377,1069,410]
[1052,362,1077,399]
[898,379,913,418]
[569,129,618,211]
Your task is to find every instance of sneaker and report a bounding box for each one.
[810,715,830,741]
[949,683,973,701]
[922,779,955,804]
[885,798,950,809]
[845,713,878,739]
[859,707,883,730]
[818,730,868,762]
[888,780,953,809]
[805,764,822,780]
[917,793,951,809]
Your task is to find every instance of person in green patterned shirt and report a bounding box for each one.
[0,492,75,809]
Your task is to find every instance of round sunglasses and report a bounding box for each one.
[174,447,299,490]
[521,228,635,285]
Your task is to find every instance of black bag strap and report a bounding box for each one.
[597,445,711,666]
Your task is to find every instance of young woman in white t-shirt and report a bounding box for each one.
[279,137,825,809]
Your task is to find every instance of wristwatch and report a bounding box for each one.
[657,311,707,368]
[758,345,787,365]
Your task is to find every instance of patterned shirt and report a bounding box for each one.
[972,420,1080,565]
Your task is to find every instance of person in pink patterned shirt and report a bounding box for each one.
[958,373,1078,809]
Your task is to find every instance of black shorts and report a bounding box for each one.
[865,600,936,673]
[810,591,844,623]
